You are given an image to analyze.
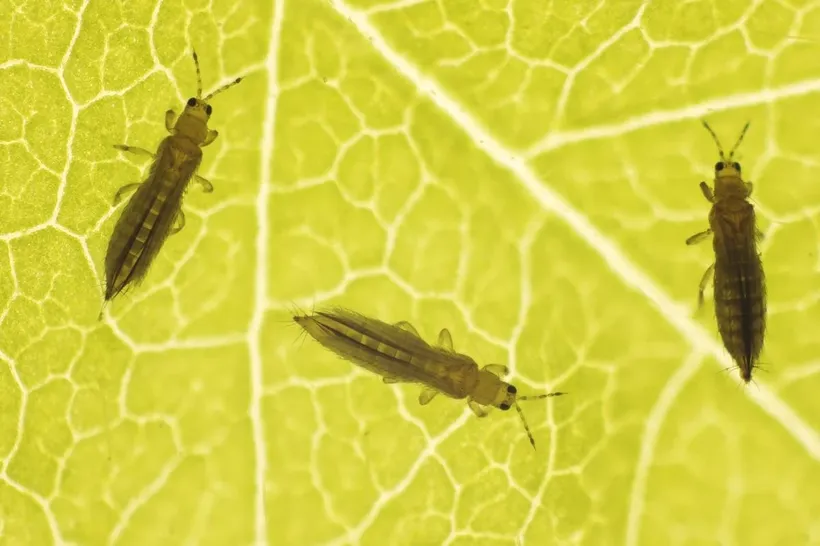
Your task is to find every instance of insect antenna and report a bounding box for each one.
[701,120,751,162]
[204,76,243,101]
[192,50,204,98]
[190,49,244,102]
[727,122,751,160]
[514,391,567,450]
[518,392,568,401]
[512,403,538,450]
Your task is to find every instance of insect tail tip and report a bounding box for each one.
[98,294,113,321]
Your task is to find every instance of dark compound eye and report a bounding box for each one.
[732,162,741,171]
[499,403,511,411]
[715,161,724,170]
[205,104,212,115]
[187,97,197,107]
[507,385,517,394]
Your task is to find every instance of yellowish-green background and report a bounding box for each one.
[1,0,819,544]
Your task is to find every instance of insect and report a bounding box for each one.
[686,120,766,383]
[293,307,566,449]
[102,50,243,307]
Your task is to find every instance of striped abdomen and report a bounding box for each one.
[294,310,479,398]
[711,203,766,382]
[104,137,202,301]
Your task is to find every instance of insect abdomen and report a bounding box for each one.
[712,208,766,383]
[106,179,174,297]
[294,311,477,398]
[104,139,200,300]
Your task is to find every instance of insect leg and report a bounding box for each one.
[468,400,489,418]
[745,181,754,196]
[482,364,509,377]
[169,210,186,235]
[697,262,715,309]
[437,328,454,350]
[698,182,715,203]
[382,376,409,384]
[686,228,712,245]
[113,183,141,205]
[165,109,177,132]
[418,387,439,405]
[114,144,155,159]
[202,130,219,147]
[193,174,214,193]
[394,321,420,337]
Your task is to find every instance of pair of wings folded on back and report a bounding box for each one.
[711,204,765,286]
[710,203,767,347]
[105,137,202,298]
[307,307,476,396]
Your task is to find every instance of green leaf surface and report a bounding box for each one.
[1,0,819,544]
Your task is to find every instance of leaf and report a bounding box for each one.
[1,0,819,544]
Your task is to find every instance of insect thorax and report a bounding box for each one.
[175,111,211,146]
[164,135,203,168]
[712,175,748,201]
[469,369,507,407]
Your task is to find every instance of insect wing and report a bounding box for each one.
[312,308,439,382]
[301,307,473,395]
[327,307,476,394]
[326,307,432,356]
[104,137,200,300]
[711,205,766,379]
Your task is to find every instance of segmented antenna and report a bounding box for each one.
[515,391,567,450]
[702,120,751,162]
[191,49,243,101]
[192,50,203,98]
[205,77,243,101]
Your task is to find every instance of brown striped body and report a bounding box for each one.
[710,194,766,382]
[293,307,567,449]
[294,309,486,401]
[689,121,766,383]
[104,136,202,301]
[102,51,243,306]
